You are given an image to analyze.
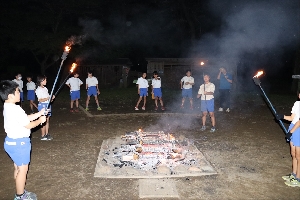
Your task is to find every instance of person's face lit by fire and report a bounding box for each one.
[142,73,147,79]
[203,75,210,83]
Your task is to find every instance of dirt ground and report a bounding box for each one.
[0,92,299,200]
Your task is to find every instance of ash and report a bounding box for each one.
[97,130,215,176]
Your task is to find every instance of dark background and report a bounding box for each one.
[0,0,299,92]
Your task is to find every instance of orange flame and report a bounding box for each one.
[200,62,205,66]
[253,71,264,78]
[138,128,142,132]
[70,63,77,73]
[169,134,175,141]
[65,46,71,52]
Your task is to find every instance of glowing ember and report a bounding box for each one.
[200,62,205,65]
[70,63,77,73]
[65,46,71,52]
[138,128,142,132]
[253,71,264,78]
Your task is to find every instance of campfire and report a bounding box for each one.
[101,129,201,172]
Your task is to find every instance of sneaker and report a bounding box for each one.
[70,109,74,113]
[75,108,79,112]
[97,107,102,111]
[14,190,37,200]
[226,108,230,112]
[85,108,89,111]
[210,127,216,132]
[154,106,158,111]
[218,107,223,112]
[46,134,53,140]
[161,107,165,111]
[135,107,139,110]
[142,106,146,110]
[40,135,48,141]
[200,126,206,131]
[282,173,295,181]
[285,178,300,187]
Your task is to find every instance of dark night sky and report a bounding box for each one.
[0,0,299,90]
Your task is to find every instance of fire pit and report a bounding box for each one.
[94,130,217,178]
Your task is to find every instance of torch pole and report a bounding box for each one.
[254,78,288,134]
[46,48,70,109]
[54,72,72,97]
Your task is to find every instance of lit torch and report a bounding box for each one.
[54,63,77,97]
[46,45,71,109]
[252,71,288,134]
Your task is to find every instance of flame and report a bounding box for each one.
[70,63,77,73]
[138,128,142,132]
[169,134,175,141]
[65,46,71,52]
[253,71,263,78]
[200,62,205,66]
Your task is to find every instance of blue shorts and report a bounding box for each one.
[38,102,52,116]
[20,92,24,101]
[201,99,214,112]
[70,90,80,100]
[182,88,192,98]
[27,90,35,101]
[153,88,162,98]
[139,88,148,97]
[4,137,31,166]
[87,86,97,96]
[288,124,300,147]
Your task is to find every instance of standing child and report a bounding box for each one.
[135,72,149,110]
[12,73,23,107]
[35,75,54,141]
[197,74,216,132]
[0,80,47,200]
[85,71,101,111]
[276,92,300,187]
[180,70,194,109]
[151,71,165,110]
[26,75,38,113]
[66,72,83,112]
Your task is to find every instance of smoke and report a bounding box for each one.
[191,0,299,75]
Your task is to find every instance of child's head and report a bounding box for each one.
[15,73,22,80]
[0,80,20,103]
[37,75,47,86]
[203,74,210,82]
[26,75,32,82]
[87,71,93,77]
[153,71,158,76]
[186,70,191,77]
[73,72,79,78]
[142,72,147,78]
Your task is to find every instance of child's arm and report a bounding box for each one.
[290,120,300,133]
[38,97,50,102]
[24,116,46,129]
[27,108,48,121]
[180,81,183,89]
[86,84,88,90]
[96,84,100,95]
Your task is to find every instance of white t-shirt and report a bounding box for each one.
[198,82,215,100]
[152,78,161,88]
[35,86,50,103]
[291,101,300,124]
[181,76,194,89]
[66,77,83,91]
[136,77,149,88]
[3,103,31,139]
[26,81,36,90]
[86,77,98,87]
[13,79,23,92]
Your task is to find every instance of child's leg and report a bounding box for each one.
[155,97,158,107]
[189,98,193,107]
[95,95,100,107]
[291,142,297,176]
[136,96,142,107]
[45,117,50,134]
[143,96,146,107]
[181,97,185,106]
[30,100,38,109]
[75,99,79,108]
[15,164,28,195]
[86,95,90,108]
[159,97,164,107]
[209,112,215,127]
[202,111,207,126]
[70,100,74,109]
[295,146,300,179]
[29,101,33,111]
